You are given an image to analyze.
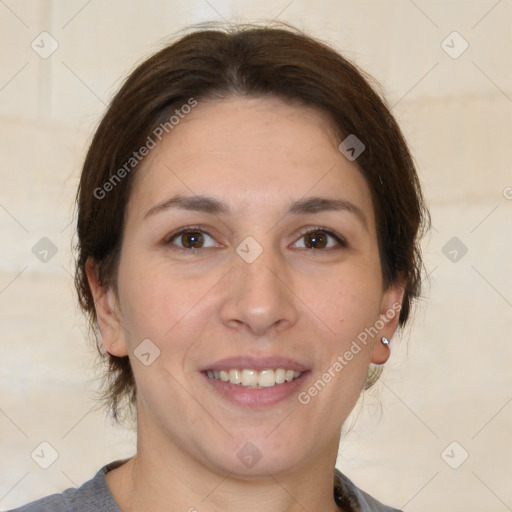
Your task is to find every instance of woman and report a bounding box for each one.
[12,22,428,512]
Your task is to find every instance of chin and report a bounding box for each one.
[202,434,306,479]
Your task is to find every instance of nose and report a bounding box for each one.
[219,248,299,337]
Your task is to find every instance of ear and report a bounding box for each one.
[370,280,405,365]
[85,258,128,357]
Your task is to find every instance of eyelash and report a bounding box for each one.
[165,225,347,251]
[165,225,218,250]
[295,226,348,249]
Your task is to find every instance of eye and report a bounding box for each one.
[292,228,346,250]
[167,227,219,249]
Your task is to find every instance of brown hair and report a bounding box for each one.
[75,22,429,422]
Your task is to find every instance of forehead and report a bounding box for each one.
[127,96,375,225]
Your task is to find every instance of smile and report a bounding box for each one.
[206,368,302,388]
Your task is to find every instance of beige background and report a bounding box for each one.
[1,1,511,511]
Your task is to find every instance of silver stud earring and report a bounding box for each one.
[381,337,390,346]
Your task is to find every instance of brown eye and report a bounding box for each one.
[168,229,217,249]
[304,231,328,249]
[181,231,204,248]
[293,229,345,250]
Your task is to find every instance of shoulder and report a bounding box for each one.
[8,461,125,512]
[334,468,403,512]
[7,493,68,512]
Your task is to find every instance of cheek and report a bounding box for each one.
[116,263,165,340]
[306,279,380,407]
[116,256,220,351]
[304,268,383,339]
[302,272,382,396]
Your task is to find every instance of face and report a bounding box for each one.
[89,96,403,478]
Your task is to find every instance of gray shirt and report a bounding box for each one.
[9,460,403,512]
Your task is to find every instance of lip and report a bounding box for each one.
[200,356,311,408]
[201,370,310,408]
[199,356,310,373]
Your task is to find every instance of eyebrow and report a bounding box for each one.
[144,194,229,218]
[144,194,368,230]
[287,197,368,231]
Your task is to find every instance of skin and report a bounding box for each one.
[87,96,404,512]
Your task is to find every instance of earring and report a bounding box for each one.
[381,337,390,346]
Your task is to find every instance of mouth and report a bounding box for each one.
[200,357,310,408]
[205,368,302,389]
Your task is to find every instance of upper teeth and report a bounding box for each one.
[206,368,302,388]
